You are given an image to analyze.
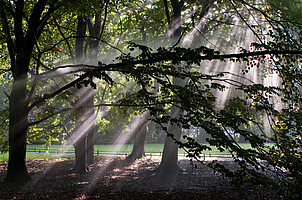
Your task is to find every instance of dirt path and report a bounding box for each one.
[0,157,281,199]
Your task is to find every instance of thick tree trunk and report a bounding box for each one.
[72,13,97,168]
[86,91,95,165]
[72,83,95,171]
[158,107,182,178]
[170,0,183,38]
[157,65,187,178]
[73,93,95,172]
[86,130,94,165]
[72,81,97,172]
[73,16,91,172]
[5,43,35,184]
[5,77,30,183]
[74,139,89,173]
[75,17,86,62]
[157,0,215,179]
[85,13,102,164]
[73,110,89,173]
[2,0,54,183]
[125,119,148,162]
[158,0,183,176]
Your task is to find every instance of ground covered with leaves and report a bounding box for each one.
[0,157,283,199]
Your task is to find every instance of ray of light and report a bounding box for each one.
[82,112,149,193]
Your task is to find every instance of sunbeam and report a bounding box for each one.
[81,111,149,193]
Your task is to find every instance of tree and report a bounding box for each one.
[157,0,221,178]
[0,0,61,183]
[156,0,184,178]
[125,112,149,162]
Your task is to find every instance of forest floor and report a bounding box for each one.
[0,157,283,200]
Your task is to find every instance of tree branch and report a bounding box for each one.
[99,0,109,39]
[27,48,302,113]
[28,102,169,127]
[163,0,170,25]
[42,35,125,55]
[54,18,75,62]
[14,0,25,47]
[0,6,16,68]
[229,0,264,44]
[28,72,89,110]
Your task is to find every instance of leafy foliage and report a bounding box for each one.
[72,33,301,197]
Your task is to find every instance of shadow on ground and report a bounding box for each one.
[0,157,282,199]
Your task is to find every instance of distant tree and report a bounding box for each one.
[125,112,149,162]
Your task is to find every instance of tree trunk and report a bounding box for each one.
[157,0,183,178]
[72,16,91,172]
[85,13,102,164]
[86,91,95,165]
[72,13,97,169]
[6,76,30,183]
[75,17,86,62]
[125,118,148,162]
[170,0,183,39]
[73,107,89,173]
[72,90,95,172]
[2,0,57,183]
[158,106,182,178]
[157,60,187,178]
[157,0,215,179]
[86,129,94,165]
[74,140,89,173]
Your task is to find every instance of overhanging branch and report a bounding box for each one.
[28,48,301,112]
[28,102,169,126]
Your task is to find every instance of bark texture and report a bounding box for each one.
[73,16,89,173]
[158,107,183,178]
[3,1,51,183]
[125,114,148,162]
[73,117,89,174]
[157,0,215,179]
[157,0,184,179]
[6,77,30,182]
[72,91,95,173]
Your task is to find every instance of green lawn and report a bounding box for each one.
[25,143,221,155]
[0,143,273,162]
[0,152,74,162]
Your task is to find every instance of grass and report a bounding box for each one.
[0,143,273,162]
[0,152,74,162]
[25,143,220,155]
